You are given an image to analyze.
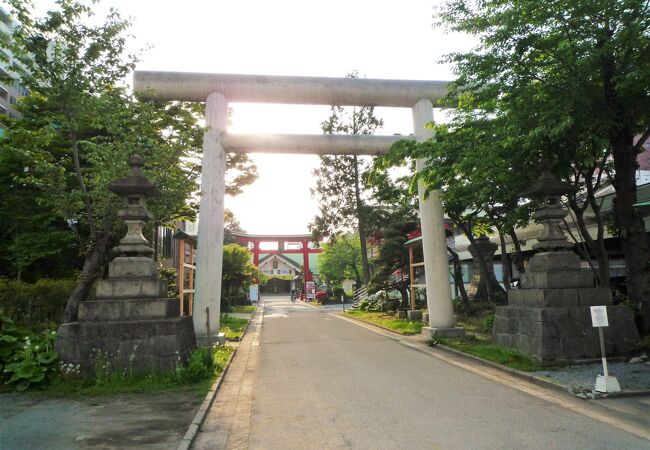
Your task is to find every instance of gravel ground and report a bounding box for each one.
[534,358,650,392]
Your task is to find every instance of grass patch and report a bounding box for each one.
[345,310,423,335]
[220,316,250,340]
[37,346,233,398]
[231,305,257,314]
[435,336,541,371]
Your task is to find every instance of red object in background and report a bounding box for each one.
[406,229,422,240]
[315,290,329,301]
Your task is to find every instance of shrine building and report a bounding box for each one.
[231,233,322,294]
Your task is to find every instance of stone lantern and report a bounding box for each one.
[491,170,638,362]
[56,156,196,375]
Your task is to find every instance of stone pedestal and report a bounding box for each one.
[492,252,638,362]
[55,156,196,376]
[407,310,422,321]
[492,169,638,362]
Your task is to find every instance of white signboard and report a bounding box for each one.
[306,281,316,300]
[590,305,609,327]
[249,284,259,303]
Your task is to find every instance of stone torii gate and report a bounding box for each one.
[133,71,463,340]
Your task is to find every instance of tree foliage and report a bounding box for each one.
[221,243,259,306]
[431,0,650,329]
[0,0,257,321]
[369,221,419,307]
[310,71,383,286]
[318,233,363,287]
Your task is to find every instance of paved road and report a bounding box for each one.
[194,296,649,449]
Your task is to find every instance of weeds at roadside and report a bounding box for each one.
[35,346,233,398]
[434,335,541,371]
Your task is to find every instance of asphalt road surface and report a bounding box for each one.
[195,296,649,449]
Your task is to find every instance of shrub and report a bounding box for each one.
[176,346,214,383]
[479,314,495,333]
[0,279,76,328]
[1,316,59,391]
[332,286,345,299]
[315,291,329,302]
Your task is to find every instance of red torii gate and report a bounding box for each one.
[230,232,322,282]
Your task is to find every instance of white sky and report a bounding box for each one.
[23,0,474,234]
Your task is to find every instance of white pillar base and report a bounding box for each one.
[422,326,465,340]
[595,375,621,393]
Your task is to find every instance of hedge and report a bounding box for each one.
[0,279,76,327]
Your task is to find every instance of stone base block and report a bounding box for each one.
[407,310,422,321]
[397,310,407,319]
[521,271,595,289]
[55,316,196,376]
[78,298,180,321]
[422,313,429,324]
[492,304,638,362]
[108,256,158,279]
[508,287,612,308]
[95,278,168,299]
[197,333,226,347]
[422,326,465,339]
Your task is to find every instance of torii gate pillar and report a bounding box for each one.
[193,92,228,340]
[412,100,463,338]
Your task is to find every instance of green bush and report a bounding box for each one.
[479,314,495,333]
[1,315,59,391]
[176,346,214,383]
[0,279,76,327]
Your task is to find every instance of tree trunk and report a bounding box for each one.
[497,227,511,290]
[63,233,110,323]
[398,282,409,307]
[507,227,526,277]
[353,155,371,285]
[567,187,610,287]
[448,246,470,314]
[461,225,505,302]
[611,134,650,332]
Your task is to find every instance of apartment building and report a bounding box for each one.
[0,6,28,125]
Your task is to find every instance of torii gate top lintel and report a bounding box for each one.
[133,71,450,108]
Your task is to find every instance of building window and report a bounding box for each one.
[272,260,278,269]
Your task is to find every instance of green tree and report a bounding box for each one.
[369,221,419,307]
[318,233,363,288]
[310,71,383,286]
[1,0,257,322]
[435,0,650,330]
[221,243,259,307]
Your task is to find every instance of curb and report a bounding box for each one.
[335,313,650,398]
[176,349,236,450]
[339,312,418,336]
[302,301,322,309]
[176,308,260,450]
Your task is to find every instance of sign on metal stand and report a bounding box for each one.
[590,306,621,393]
[341,295,345,313]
